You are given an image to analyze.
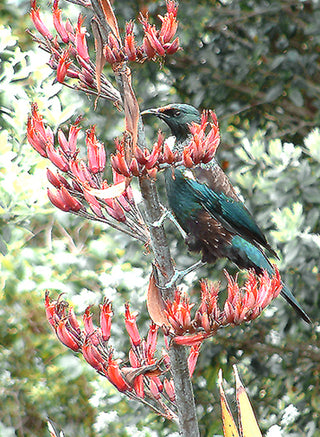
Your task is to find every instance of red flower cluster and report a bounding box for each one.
[182,111,220,168]
[27,104,148,241]
[162,268,282,346]
[111,131,163,179]
[104,1,180,65]
[45,293,200,420]
[29,0,179,94]
[29,0,121,102]
[112,111,220,178]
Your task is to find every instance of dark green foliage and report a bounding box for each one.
[163,0,320,144]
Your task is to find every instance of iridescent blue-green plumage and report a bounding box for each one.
[142,103,311,323]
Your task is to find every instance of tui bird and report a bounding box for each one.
[142,103,311,323]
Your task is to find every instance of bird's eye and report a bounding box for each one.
[174,110,181,117]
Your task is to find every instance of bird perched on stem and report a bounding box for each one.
[141,103,311,324]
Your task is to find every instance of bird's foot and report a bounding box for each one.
[150,209,187,239]
[150,208,171,228]
[164,260,205,289]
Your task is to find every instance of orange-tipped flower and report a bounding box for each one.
[125,21,137,61]
[56,48,72,83]
[75,15,90,61]
[100,301,113,342]
[27,103,53,157]
[159,2,178,44]
[56,318,82,351]
[125,304,141,347]
[86,126,106,174]
[52,0,69,43]
[188,344,200,377]
[46,143,69,171]
[106,354,130,392]
[30,0,53,40]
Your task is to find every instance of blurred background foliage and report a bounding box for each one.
[1,0,320,435]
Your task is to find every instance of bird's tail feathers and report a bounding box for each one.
[280,283,311,324]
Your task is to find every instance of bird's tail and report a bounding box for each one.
[280,284,311,324]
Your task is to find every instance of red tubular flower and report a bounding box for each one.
[86,126,106,174]
[117,193,132,213]
[222,269,282,325]
[134,146,149,166]
[47,187,70,211]
[52,0,69,43]
[46,168,69,188]
[149,378,161,400]
[68,306,81,335]
[158,2,178,44]
[103,33,124,65]
[30,103,47,136]
[83,306,95,336]
[182,148,195,168]
[164,36,180,55]
[188,344,200,377]
[110,153,131,177]
[200,312,211,333]
[174,332,209,346]
[162,142,175,164]
[106,355,130,392]
[166,0,178,16]
[144,24,165,56]
[83,188,104,218]
[150,375,163,392]
[142,36,156,58]
[82,339,104,371]
[165,290,194,333]
[57,126,78,157]
[27,103,53,157]
[100,301,113,342]
[56,318,82,351]
[134,374,144,398]
[46,143,69,172]
[125,21,137,61]
[108,33,121,51]
[75,15,90,62]
[125,304,141,347]
[68,118,82,154]
[69,159,95,186]
[60,186,83,211]
[183,111,220,166]
[56,48,72,83]
[106,199,126,222]
[30,0,53,40]
[164,378,175,402]
[27,117,47,158]
[104,45,118,64]
[129,348,140,368]
[45,291,57,327]
[146,323,158,361]
[145,142,161,170]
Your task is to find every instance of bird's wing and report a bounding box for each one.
[182,167,278,258]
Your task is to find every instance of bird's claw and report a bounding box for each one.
[151,209,171,228]
[150,209,187,239]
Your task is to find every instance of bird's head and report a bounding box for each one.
[141,103,201,142]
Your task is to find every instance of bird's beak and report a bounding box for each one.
[141,108,168,119]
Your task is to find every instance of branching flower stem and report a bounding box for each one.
[138,176,200,437]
